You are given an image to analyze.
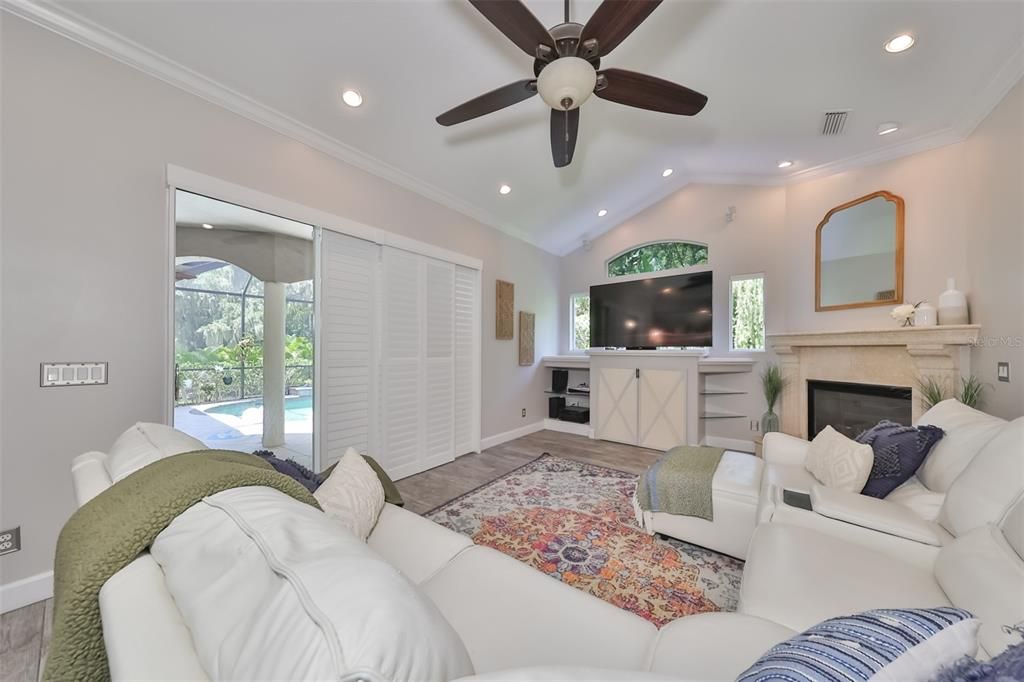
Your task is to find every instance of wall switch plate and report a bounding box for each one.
[998,362,1010,382]
[40,362,108,387]
[522,408,527,418]
[0,527,20,556]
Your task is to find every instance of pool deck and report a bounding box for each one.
[174,402,313,470]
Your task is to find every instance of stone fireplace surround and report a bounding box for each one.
[768,325,981,439]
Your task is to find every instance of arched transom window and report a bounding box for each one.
[606,241,708,277]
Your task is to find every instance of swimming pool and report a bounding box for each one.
[204,395,312,423]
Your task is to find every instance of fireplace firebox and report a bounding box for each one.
[807,380,912,440]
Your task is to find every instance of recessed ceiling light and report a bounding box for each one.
[597,209,608,217]
[662,168,674,177]
[777,160,794,169]
[877,122,900,136]
[498,184,512,195]
[884,33,915,53]
[341,89,363,107]
[201,223,214,230]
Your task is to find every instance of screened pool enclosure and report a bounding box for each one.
[173,190,315,467]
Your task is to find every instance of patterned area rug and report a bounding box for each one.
[426,454,743,627]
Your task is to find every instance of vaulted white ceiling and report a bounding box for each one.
[26,0,1024,254]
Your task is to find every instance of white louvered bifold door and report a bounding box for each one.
[380,247,424,479]
[318,231,379,470]
[423,258,455,469]
[453,265,479,456]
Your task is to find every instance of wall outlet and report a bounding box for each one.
[998,362,1010,383]
[0,527,21,556]
[522,408,527,418]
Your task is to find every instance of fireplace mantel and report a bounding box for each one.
[768,325,980,437]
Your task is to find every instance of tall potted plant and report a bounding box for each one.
[760,364,786,433]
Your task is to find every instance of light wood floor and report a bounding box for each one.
[0,430,658,682]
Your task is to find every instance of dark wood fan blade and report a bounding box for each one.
[580,0,662,57]
[469,0,555,59]
[436,80,538,126]
[595,68,707,115]
[550,108,579,168]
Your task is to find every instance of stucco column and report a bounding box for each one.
[263,281,286,448]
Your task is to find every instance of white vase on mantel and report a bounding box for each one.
[914,302,938,327]
[938,277,969,325]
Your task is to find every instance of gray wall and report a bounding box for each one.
[0,16,558,586]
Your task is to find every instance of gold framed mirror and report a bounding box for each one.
[815,190,905,312]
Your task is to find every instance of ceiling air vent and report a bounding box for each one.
[821,110,849,136]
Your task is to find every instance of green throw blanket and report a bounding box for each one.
[43,450,321,682]
[635,445,725,521]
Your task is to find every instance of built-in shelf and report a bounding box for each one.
[700,411,747,420]
[544,390,590,398]
[699,390,747,396]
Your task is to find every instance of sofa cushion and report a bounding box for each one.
[367,504,473,584]
[106,422,206,482]
[649,613,794,681]
[804,425,874,493]
[885,476,946,521]
[454,668,678,681]
[422,545,656,673]
[916,399,1006,492]
[151,486,474,682]
[934,521,1024,656]
[856,420,945,498]
[739,523,950,632]
[939,418,1024,537]
[738,607,979,682]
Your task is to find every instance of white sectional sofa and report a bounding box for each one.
[67,398,1023,680]
[70,449,795,681]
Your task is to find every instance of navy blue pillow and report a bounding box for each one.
[855,420,945,498]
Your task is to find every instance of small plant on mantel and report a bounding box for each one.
[760,364,786,433]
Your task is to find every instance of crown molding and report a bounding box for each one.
[1,0,547,253]
[5,0,1022,261]
[784,126,967,184]
[954,42,1024,138]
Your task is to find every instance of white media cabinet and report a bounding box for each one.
[541,352,754,448]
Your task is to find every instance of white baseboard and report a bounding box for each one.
[0,571,53,614]
[542,418,592,437]
[703,435,756,453]
[480,421,545,450]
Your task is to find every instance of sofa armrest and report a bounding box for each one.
[809,485,944,546]
[762,432,810,467]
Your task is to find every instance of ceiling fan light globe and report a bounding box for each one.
[537,57,597,111]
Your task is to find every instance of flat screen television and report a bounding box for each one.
[590,271,713,349]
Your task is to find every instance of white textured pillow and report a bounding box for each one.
[804,426,874,493]
[315,447,385,540]
[106,422,206,482]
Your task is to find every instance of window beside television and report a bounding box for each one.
[729,274,765,351]
[569,293,590,352]
[606,241,709,278]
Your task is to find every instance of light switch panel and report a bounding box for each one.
[997,362,1010,383]
[40,362,108,387]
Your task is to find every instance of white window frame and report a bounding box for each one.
[728,273,766,353]
[568,292,590,353]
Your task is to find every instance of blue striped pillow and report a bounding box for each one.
[739,607,978,682]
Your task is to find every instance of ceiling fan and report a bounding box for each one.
[436,0,708,168]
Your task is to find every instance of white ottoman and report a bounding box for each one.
[640,451,763,560]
